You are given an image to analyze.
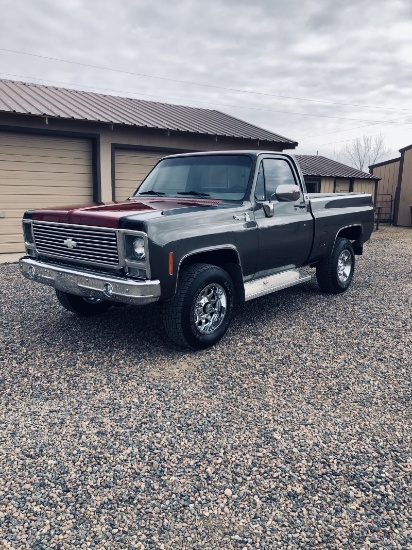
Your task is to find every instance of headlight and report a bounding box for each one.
[132,237,146,260]
[23,221,38,257]
[23,221,34,244]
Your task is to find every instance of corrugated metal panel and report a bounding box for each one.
[115,150,163,201]
[370,158,400,197]
[335,178,350,193]
[397,148,412,226]
[0,79,297,145]
[320,177,334,193]
[296,155,378,180]
[353,179,375,198]
[0,132,93,254]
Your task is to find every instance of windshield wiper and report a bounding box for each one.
[177,190,210,197]
[136,190,165,196]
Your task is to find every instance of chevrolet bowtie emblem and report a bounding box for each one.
[63,238,78,249]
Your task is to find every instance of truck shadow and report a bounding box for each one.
[75,280,322,348]
[15,277,333,374]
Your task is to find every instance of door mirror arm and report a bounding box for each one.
[262,193,277,218]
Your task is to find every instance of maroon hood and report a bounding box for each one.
[31,198,222,228]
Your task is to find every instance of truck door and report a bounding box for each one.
[253,156,313,274]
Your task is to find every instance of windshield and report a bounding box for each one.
[134,155,253,201]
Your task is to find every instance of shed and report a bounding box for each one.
[296,155,379,199]
[0,79,297,255]
[370,147,412,227]
[368,157,400,224]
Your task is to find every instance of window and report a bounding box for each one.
[254,158,297,201]
[305,178,320,193]
[136,155,253,200]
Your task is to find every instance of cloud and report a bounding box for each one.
[0,0,412,158]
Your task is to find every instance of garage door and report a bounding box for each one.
[0,132,93,255]
[114,149,164,201]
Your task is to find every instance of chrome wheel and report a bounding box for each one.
[163,264,235,349]
[316,238,355,294]
[194,283,227,335]
[337,250,352,283]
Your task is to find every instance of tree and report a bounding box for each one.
[339,134,391,171]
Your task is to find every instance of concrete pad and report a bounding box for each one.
[0,253,22,265]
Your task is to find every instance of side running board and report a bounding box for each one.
[244,269,311,302]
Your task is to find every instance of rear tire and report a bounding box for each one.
[55,290,112,316]
[162,263,235,349]
[316,238,355,294]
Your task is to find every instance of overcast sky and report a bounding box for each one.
[1,0,412,164]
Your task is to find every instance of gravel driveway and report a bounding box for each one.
[0,226,411,549]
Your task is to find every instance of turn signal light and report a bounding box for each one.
[169,252,174,275]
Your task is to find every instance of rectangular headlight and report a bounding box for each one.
[122,232,150,278]
[23,220,34,245]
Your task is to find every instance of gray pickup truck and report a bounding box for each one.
[20,151,374,349]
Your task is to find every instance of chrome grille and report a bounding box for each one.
[32,222,119,267]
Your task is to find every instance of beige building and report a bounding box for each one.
[1,78,393,257]
[0,79,298,255]
[370,146,412,227]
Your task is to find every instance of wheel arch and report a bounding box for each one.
[335,224,364,255]
[178,246,245,302]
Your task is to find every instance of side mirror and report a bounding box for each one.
[261,185,301,217]
[275,184,301,202]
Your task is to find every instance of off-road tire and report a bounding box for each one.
[55,290,112,316]
[316,238,355,294]
[162,263,235,349]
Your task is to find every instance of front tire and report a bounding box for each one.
[162,263,235,349]
[316,238,355,294]
[55,290,112,316]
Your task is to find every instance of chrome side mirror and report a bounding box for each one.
[275,184,301,202]
[262,185,301,217]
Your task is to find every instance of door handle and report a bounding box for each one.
[233,213,251,222]
[294,204,307,209]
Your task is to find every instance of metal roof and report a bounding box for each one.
[296,155,379,180]
[398,143,412,153]
[0,79,297,146]
[369,157,401,170]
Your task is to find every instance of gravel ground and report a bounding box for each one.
[0,226,411,549]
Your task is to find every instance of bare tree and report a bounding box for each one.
[340,134,391,171]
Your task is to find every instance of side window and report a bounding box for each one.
[255,159,298,200]
[264,159,296,198]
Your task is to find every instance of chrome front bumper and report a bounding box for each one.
[19,258,161,305]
